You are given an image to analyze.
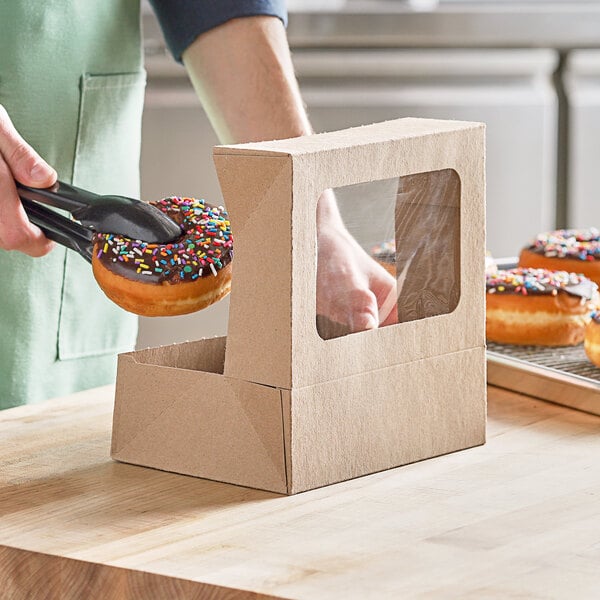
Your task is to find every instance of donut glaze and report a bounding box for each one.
[92,196,233,317]
[519,228,600,285]
[486,268,597,346]
[584,311,600,367]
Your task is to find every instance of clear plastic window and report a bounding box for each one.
[316,169,461,340]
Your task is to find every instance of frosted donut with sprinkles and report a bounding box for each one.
[92,196,233,317]
[486,267,597,346]
[519,228,600,286]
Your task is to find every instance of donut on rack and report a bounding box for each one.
[92,196,233,317]
[486,267,597,346]
[518,228,600,285]
[584,311,600,368]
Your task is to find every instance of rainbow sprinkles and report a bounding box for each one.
[93,196,233,284]
[528,228,600,261]
[486,267,596,298]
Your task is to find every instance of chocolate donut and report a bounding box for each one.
[92,196,233,317]
[486,267,597,346]
[519,228,600,285]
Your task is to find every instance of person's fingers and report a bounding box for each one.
[0,104,56,256]
[351,309,379,332]
[0,104,57,187]
[318,284,379,332]
[0,155,55,256]
[316,230,400,333]
[347,288,379,332]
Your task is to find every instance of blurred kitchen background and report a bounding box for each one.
[137,0,600,348]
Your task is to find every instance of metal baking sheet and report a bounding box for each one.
[487,343,600,416]
[486,257,600,416]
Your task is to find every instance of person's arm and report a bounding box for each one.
[182,15,396,331]
[182,16,308,144]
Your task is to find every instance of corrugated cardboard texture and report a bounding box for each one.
[287,346,486,494]
[112,339,287,493]
[214,118,485,390]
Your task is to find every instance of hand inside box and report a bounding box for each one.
[316,188,398,339]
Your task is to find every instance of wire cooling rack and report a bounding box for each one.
[487,342,600,416]
[488,342,600,382]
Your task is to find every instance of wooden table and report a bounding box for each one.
[1,386,599,599]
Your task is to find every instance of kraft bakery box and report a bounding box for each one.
[111,118,487,495]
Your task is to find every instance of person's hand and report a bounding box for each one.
[0,104,57,256]
[316,189,397,334]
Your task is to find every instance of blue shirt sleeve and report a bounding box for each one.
[149,0,288,63]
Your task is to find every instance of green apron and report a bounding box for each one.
[0,1,145,408]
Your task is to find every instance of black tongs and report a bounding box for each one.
[18,181,181,263]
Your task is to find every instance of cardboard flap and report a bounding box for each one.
[129,337,227,373]
[214,154,294,388]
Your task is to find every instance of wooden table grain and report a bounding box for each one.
[1,385,599,599]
